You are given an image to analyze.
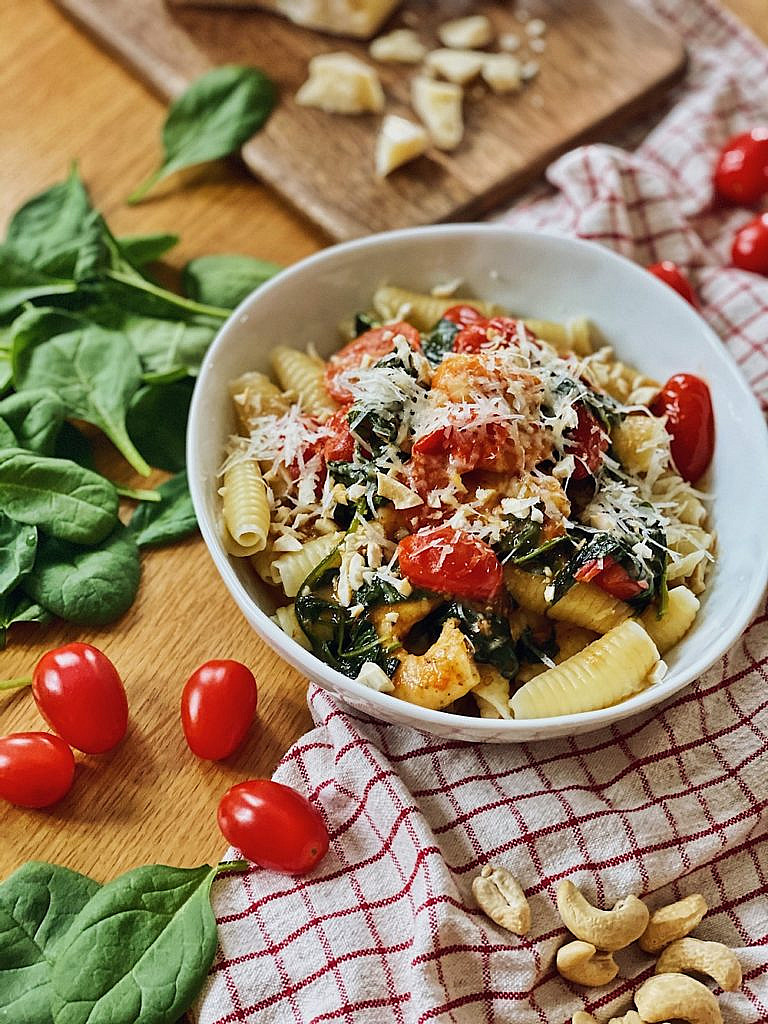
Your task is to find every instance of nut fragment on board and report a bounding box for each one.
[572,1013,645,1024]
[472,865,531,935]
[639,893,708,952]
[437,14,494,50]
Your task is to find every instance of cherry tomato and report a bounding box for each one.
[398,527,503,602]
[181,660,258,761]
[713,128,768,205]
[0,732,75,808]
[32,643,128,755]
[217,779,329,875]
[650,374,715,483]
[647,261,700,309]
[574,556,648,600]
[568,404,610,480]
[441,304,486,326]
[454,317,537,355]
[324,323,422,403]
[412,421,524,475]
[731,213,768,276]
[323,407,356,462]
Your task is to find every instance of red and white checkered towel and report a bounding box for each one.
[195,1,768,1020]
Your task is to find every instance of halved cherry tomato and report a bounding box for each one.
[714,128,768,205]
[0,732,75,808]
[181,660,258,761]
[32,643,128,755]
[217,779,329,875]
[324,322,421,403]
[731,213,768,277]
[413,421,524,475]
[454,317,537,355]
[650,374,715,483]
[647,261,700,309]
[574,556,648,600]
[323,407,356,462]
[568,404,609,481]
[441,304,486,326]
[398,527,503,602]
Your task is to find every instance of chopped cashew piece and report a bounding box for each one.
[296,52,384,114]
[411,76,464,151]
[472,865,531,935]
[635,973,722,1024]
[639,893,708,953]
[557,880,649,951]
[481,53,523,94]
[437,14,494,49]
[374,115,429,178]
[655,936,742,991]
[253,0,402,38]
[425,48,486,85]
[572,1014,645,1024]
[369,28,426,63]
[355,661,395,693]
[556,940,619,987]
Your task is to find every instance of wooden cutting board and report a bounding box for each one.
[54,0,685,241]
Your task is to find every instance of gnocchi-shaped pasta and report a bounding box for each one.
[220,460,270,556]
[510,620,659,719]
[639,586,700,653]
[612,414,669,475]
[473,665,513,720]
[272,603,311,650]
[271,345,338,421]
[273,531,344,598]
[504,565,632,634]
[524,317,593,356]
[229,371,289,434]
[372,285,503,331]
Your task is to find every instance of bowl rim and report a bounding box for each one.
[188,223,768,737]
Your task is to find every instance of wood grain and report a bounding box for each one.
[53,0,686,240]
[0,0,763,886]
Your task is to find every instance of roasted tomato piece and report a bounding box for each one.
[398,527,503,602]
[649,374,714,483]
[454,316,537,355]
[413,421,532,475]
[441,304,487,326]
[567,404,609,480]
[574,556,648,600]
[324,407,355,462]
[324,322,422,403]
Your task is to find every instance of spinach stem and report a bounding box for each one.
[215,859,250,876]
[124,170,163,206]
[105,269,231,320]
[116,485,162,503]
[0,676,32,691]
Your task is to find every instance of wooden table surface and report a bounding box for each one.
[1,0,765,885]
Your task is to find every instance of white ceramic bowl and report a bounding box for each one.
[188,225,768,742]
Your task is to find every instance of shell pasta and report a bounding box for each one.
[219,285,714,719]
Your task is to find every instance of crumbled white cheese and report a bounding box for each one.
[525,18,547,36]
[481,54,522,94]
[356,662,395,693]
[529,37,547,53]
[369,28,426,63]
[411,76,464,151]
[437,14,494,49]
[520,59,540,81]
[296,52,385,114]
[425,48,486,85]
[375,115,429,177]
[499,32,521,51]
[376,472,423,509]
[255,0,402,38]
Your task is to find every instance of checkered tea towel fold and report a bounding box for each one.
[195,1,768,1020]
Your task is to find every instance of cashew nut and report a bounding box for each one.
[472,865,531,935]
[635,973,722,1024]
[556,940,619,986]
[572,1013,645,1024]
[639,893,707,953]
[655,936,742,992]
[557,880,650,951]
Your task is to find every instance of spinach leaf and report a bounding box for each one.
[117,233,179,268]
[182,253,281,309]
[422,316,458,366]
[446,602,519,679]
[53,422,93,468]
[129,472,198,548]
[89,306,218,379]
[11,307,151,476]
[0,861,100,1024]
[0,512,37,596]
[5,165,93,266]
[0,449,118,545]
[0,590,49,649]
[353,312,379,336]
[0,417,16,448]
[495,519,570,569]
[295,594,400,679]
[0,389,65,455]
[127,65,277,203]
[0,244,77,317]
[50,863,219,1024]
[126,380,193,472]
[354,576,408,609]
[0,351,11,395]
[22,525,140,625]
[327,457,384,517]
[517,625,558,667]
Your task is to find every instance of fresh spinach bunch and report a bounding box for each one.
[0,857,247,1024]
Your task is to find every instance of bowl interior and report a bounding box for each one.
[188,226,768,742]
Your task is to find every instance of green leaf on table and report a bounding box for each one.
[22,525,140,625]
[50,863,218,1024]
[0,389,65,455]
[53,422,93,469]
[126,380,193,473]
[0,512,37,597]
[0,449,118,545]
[5,164,94,265]
[90,307,217,379]
[182,253,281,309]
[11,307,151,475]
[0,590,49,649]
[117,232,179,268]
[0,244,77,317]
[0,353,11,396]
[129,471,197,548]
[127,65,277,204]
[0,418,16,448]
[0,861,100,1024]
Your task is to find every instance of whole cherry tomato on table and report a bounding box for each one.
[731,213,768,277]
[32,642,128,754]
[713,128,768,205]
[217,779,329,875]
[181,660,258,760]
[647,261,700,309]
[650,374,715,484]
[397,527,503,602]
[324,322,421,403]
[0,732,75,808]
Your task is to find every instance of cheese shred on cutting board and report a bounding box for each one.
[168,0,402,38]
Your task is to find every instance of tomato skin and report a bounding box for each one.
[574,556,647,600]
[714,128,768,205]
[32,643,128,755]
[0,732,75,808]
[647,261,700,309]
[324,407,356,462]
[181,660,258,761]
[650,374,715,483]
[398,527,503,602]
[325,323,421,403]
[568,404,609,480]
[731,213,768,276]
[441,304,485,326]
[454,316,536,355]
[217,779,329,875]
